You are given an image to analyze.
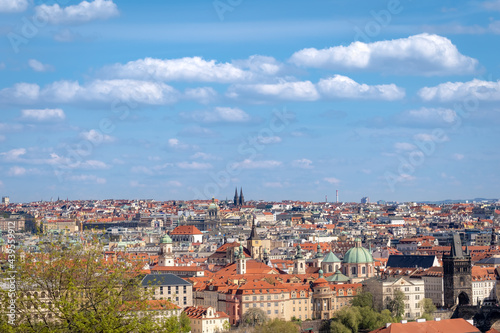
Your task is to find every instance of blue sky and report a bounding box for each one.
[0,0,499,203]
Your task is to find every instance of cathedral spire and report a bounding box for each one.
[234,187,238,206]
[239,187,244,206]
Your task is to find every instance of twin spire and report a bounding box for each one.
[233,187,244,206]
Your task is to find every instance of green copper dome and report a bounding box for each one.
[160,234,172,244]
[342,242,373,264]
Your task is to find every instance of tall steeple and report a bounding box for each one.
[239,187,244,206]
[234,187,238,206]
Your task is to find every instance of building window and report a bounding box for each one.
[160,287,163,295]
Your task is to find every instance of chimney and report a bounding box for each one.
[400,320,407,324]
[416,319,426,323]
[385,323,392,328]
[435,318,441,321]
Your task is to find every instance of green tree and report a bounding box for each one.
[0,240,182,333]
[420,298,437,316]
[329,320,351,333]
[386,289,405,319]
[351,291,373,308]
[241,307,268,327]
[333,307,362,333]
[163,312,191,333]
[222,319,231,331]
[259,318,300,333]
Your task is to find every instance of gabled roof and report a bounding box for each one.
[171,225,203,235]
[323,251,341,263]
[141,273,192,287]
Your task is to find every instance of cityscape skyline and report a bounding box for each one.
[1,0,500,203]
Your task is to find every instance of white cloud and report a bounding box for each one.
[231,159,282,169]
[184,87,217,104]
[290,33,478,76]
[68,174,106,184]
[0,80,179,105]
[413,133,449,142]
[263,182,283,188]
[232,55,283,76]
[453,153,465,160]
[80,129,115,143]
[28,59,54,72]
[8,166,26,176]
[191,152,216,160]
[396,107,457,126]
[484,0,500,11]
[0,62,5,70]
[168,138,196,150]
[1,148,26,161]
[257,136,281,144]
[21,108,65,121]
[394,142,416,152]
[35,0,119,25]
[317,75,405,101]
[180,107,251,123]
[105,57,251,83]
[176,161,212,170]
[419,79,500,102]
[228,80,319,101]
[0,0,28,12]
[324,177,340,185]
[291,158,313,169]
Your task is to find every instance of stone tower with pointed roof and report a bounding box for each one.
[236,244,247,275]
[239,187,244,206]
[158,233,174,267]
[247,218,262,261]
[293,244,306,275]
[443,233,472,308]
[233,188,238,206]
[313,243,324,268]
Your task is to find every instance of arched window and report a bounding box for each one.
[329,265,333,273]
[362,266,366,275]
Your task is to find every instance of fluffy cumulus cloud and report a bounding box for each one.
[80,129,115,143]
[419,79,500,102]
[232,55,283,76]
[395,107,457,126]
[105,57,251,83]
[290,33,478,76]
[180,107,250,123]
[228,80,319,101]
[21,108,65,121]
[35,0,119,25]
[317,75,405,101]
[28,59,54,72]
[231,159,282,169]
[0,0,28,12]
[183,87,217,104]
[0,80,179,105]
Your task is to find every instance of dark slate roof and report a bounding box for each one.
[141,273,192,287]
[386,255,436,269]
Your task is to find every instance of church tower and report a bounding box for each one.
[234,188,238,206]
[158,233,174,267]
[293,244,306,275]
[239,187,244,206]
[247,218,262,260]
[236,244,247,275]
[443,233,472,308]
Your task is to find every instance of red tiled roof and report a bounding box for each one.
[171,225,203,235]
[369,318,479,333]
